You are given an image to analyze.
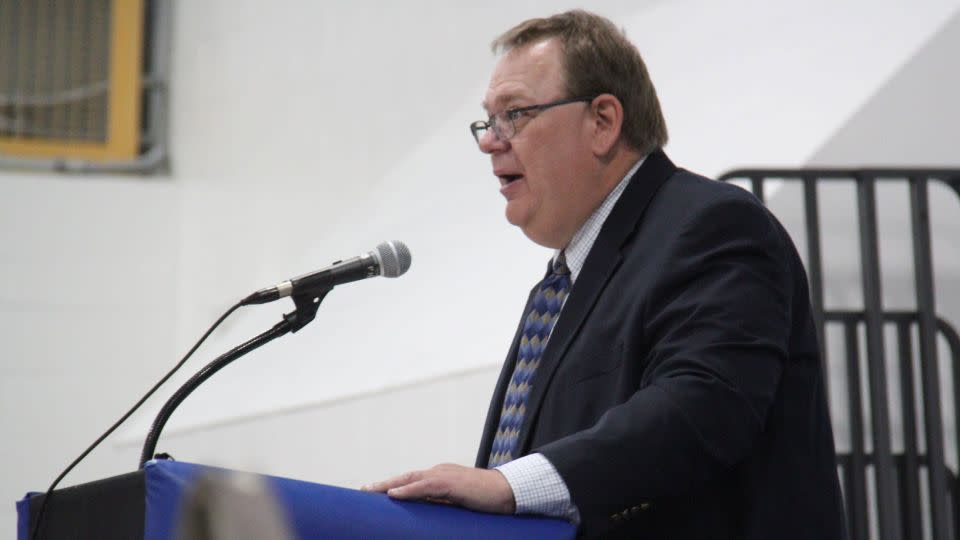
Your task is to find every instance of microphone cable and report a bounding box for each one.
[30,299,245,540]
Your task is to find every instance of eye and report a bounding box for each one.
[505,108,525,122]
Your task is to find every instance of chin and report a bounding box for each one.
[520,225,565,249]
[504,204,528,228]
[505,207,563,248]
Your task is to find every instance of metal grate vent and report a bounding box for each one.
[0,0,112,143]
[0,0,168,172]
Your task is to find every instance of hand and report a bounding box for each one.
[362,463,516,515]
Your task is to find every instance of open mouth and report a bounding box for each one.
[499,174,523,185]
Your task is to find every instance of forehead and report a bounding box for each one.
[482,38,565,112]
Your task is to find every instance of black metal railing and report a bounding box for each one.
[718,168,960,540]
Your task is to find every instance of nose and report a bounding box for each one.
[478,129,509,154]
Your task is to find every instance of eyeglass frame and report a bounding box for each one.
[469,95,599,145]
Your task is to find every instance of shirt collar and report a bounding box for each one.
[555,156,645,283]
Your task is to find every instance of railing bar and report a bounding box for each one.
[856,174,901,539]
[845,320,870,540]
[910,176,951,539]
[803,175,829,398]
[825,312,868,323]
[750,175,764,204]
[837,453,952,467]
[896,321,923,540]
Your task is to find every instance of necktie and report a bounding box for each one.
[488,253,572,468]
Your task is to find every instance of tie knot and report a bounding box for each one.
[552,251,570,276]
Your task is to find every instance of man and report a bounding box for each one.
[365,10,846,539]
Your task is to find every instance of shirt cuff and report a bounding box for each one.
[495,453,581,524]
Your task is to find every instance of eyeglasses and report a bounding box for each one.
[470,95,597,145]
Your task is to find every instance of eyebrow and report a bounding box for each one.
[482,93,528,114]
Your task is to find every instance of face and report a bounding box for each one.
[480,39,604,248]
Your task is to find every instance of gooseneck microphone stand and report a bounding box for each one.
[138,288,331,468]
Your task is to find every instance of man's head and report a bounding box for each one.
[474,10,667,248]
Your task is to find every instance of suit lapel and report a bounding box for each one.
[516,150,678,454]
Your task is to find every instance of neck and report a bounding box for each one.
[600,145,645,193]
[547,147,644,250]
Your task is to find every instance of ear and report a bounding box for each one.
[587,94,624,156]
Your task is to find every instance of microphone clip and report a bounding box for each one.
[283,286,333,333]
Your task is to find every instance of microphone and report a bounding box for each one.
[242,241,411,305]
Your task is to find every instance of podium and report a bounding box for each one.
[17,460,576,539]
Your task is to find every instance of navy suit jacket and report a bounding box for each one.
[476,151,846,539]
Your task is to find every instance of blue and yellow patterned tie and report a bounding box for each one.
[488,253,571,468]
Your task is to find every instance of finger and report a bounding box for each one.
[361,470,422,493]
[386,477,451,501]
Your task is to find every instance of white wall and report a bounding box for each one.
[3,0,960,535]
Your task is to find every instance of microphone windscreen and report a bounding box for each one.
[376,240,411,278]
